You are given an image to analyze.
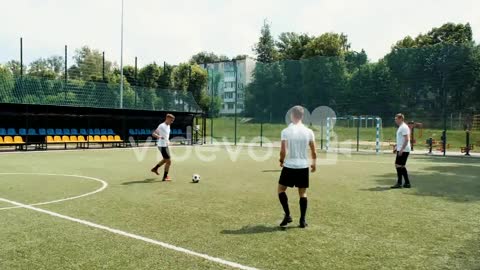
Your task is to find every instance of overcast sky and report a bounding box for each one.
[0,0,478,67]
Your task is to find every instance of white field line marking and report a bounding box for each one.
[0,173,108,211]
[0,197,259,270]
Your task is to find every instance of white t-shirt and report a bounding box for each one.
[396,122,411,152]
[281,123,315,169]
[156,123,170,147]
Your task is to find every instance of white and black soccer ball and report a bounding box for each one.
[192,174,201,183]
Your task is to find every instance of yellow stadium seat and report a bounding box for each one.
[107,135,115,141]
[88,135,94,142]
[94,135,101,142]
[62,136,70,142]
[114,135,123,142]
[0,137,3,143]
[70,136,78,142]
[46,136,54,143]
[54,136,62,142]
[14,136,25,144]
[100,135,108,142]
[77,136,86,142]
[4,136,14,143]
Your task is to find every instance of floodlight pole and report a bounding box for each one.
[119,0,124,108]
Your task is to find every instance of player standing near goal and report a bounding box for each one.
[391,113,411,189]
[151,114,175,181]
[278,106,317,228]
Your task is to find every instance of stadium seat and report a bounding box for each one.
[47,129,55,135]
[77,136,86,142]
[107,135,115,141]
[70,129,79,135]
[39,129,47,136]
[94,129,101,135]
[0,128,6,136]
[28,128,37,136]
[62,136,70,142]
[54,136,62,142]
[101,129,107,135]
[139,129,146,135]
[107,129,115,135]
[80,129,88,136]
[100,135,108,142]
[63,129,71,135]
[128,129,136,135]
[46,136,54,143]
[7,128,16,136]
[14,136,25,144]
[88,135,94,142]
[114,135,122,142]
[94,135,101,142]
[55,129,63,135]
[19,129,27,136]
[88,129,94,135]
[70,136,78,142]
[3,136,14,143]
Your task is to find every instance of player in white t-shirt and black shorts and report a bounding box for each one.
[151,114,175,181]
[278,106,317,228]
[391,113,411,189]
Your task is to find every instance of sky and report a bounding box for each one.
[0,0,478,67]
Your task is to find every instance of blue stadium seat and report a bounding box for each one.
[94,129,101,135]
[63,129,71,135]
[100,129,107,135]
[39,129,46,136]
[171,129,177,135]
[55,129,63,135]
[107,129,114,135]
[7,128,16,136]
[178,129,184,134]
[0,128,6,136]
[28,128,37,136]
[19,129,27,136]
[47,129,55,135]
[139,129,146,135]
[88,129,94,135]
[128,129,136,135]
[135,129,142,135]
[80,129,88,136]
[70,129,79,135]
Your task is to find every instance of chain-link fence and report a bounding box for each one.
[204,44,480,155]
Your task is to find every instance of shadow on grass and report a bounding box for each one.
[221,225,296,235]
[367,164,480,202]
[121,178,163,185]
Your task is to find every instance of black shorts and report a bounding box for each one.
[395,152,410,166]
[158,147,171,159]
[278,167,309,188]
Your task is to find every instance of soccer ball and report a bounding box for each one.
[192,174,200,183]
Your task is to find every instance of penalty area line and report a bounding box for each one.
[0,197,259,270]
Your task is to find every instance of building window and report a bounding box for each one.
[228,103,234,110]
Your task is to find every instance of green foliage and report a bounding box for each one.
[189,52,229,64]
[303,33,350,58]
[253,21,278,63]
[69,46,112,81]
[276,32,313,60]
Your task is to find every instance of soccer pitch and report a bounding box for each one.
[0,147,479,270]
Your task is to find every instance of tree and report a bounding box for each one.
[0,65,14,103]
[253,20,278,63]
[190,52,229,64]
[303,33,350,58]
[28,57,62,79]
[69,46,112,81]
[345,49,368,73]
[276,32,313,60]
[5,60,23,76]
[138,63,162,88]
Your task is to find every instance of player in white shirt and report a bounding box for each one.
[151,114,175,181]
[278,106,317,228]
[391,113,412,189]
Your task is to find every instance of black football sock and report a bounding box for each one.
[402,167,410,185]
[396,168,403,185]
[278,192,290,216]
[152,164,160,170]
[300,197,308,220]
[163,171,168,179]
